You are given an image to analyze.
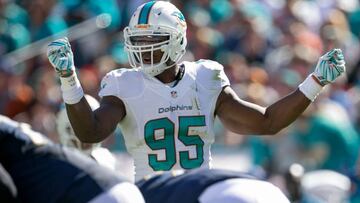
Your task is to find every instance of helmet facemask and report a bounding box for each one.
[124,25,185,76]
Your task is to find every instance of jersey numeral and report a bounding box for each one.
[144,116,205,171]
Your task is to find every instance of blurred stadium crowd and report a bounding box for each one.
[1,0,360,202]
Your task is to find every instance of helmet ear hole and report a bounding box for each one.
[180,38,184,45]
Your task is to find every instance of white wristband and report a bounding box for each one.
[298,74,324,102]
[59,73,84,104]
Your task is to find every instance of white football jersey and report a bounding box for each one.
[99,60,230,180]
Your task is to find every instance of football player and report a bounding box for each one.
[136,168,290,203]
[0,115,144,203]
[56,94,117,170]
[47,1,346,181]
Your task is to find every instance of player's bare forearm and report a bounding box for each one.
[216,86,311,135]
[66,96,125,143]
[261,89,311,134]
[65,97,103,143]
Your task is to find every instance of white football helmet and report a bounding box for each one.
[124,1,187,76]
[56,95,100,154]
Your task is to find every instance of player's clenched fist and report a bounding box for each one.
[47,37,84,104]
[47,37,75,77]
[299,48,346,101]
[312,48,346,86]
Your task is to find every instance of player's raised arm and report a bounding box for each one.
[216,48,346,135]
[47,38,125,143]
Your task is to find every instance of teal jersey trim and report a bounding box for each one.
[138,1,156,24]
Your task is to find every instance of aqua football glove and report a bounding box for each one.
[47,37,75,78]
[312,48,346,86]
[299,48,346,101]
[47,37,83,104]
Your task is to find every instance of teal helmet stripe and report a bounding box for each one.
[138,1,157,24]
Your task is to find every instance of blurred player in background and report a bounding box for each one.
[56,94,116,170]
[47,1,346,181]
[0,114,144,203]
[136,168,290,203]
[284,163,351,203]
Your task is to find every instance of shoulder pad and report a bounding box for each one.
[99,68,144,99]
[0,115,51,145]
[193,59,230,91]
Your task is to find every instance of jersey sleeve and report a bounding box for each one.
[195,59,230,91]
[99,70,119,98]
[98,68,144,99]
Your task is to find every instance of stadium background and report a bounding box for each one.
[0,0,359,201]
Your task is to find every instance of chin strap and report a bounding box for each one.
[172,64,185,87]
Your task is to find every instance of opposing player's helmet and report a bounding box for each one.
[124,1,187,76]
[56,95,100,154]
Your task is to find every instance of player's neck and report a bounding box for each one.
[155,64,179,83]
